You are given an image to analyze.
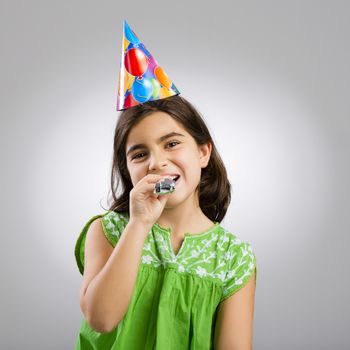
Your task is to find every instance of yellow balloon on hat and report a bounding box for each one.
[124,69,134,91]
[154,66,172,89]
[159,86,173,98]
[123,37,130,51]
[118,68,134,95]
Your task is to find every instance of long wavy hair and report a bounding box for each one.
[103,95,231,223]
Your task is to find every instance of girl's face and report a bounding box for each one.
[125,111,211,205]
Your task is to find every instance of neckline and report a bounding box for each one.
[107,211,220,239]
[153,221,220,239]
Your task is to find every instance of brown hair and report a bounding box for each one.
[104,95,231,222]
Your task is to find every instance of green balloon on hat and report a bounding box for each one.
[150,78,161,99]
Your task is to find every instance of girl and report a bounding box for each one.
[74,95,257,349]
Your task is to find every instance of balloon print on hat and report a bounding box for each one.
[124,48,149,77]
[124,21,140,45]
[116,20,180,111]
[124,92,138,109]
[131,77,153,103]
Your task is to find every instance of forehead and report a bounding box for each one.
[126,111,188,144]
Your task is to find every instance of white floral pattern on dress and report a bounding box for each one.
[100,211,257,301]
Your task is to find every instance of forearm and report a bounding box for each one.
[83,219,151,332]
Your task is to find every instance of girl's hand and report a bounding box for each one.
[129,174,172,227]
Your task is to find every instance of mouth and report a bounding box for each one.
[172,175,180,183]
[159,174,181,184]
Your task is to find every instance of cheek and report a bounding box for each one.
[177,154,201,179]
[127,164,146,185]
[179,150,199,166]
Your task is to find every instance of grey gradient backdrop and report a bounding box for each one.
[1,1,349,349]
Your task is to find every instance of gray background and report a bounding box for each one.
[1,0,349,349]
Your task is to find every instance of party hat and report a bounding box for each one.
[116,20,180,111]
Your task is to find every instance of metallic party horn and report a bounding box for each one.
[154,177,176,195]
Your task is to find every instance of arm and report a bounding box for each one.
[214,270,256,350]
[79,218,152,333]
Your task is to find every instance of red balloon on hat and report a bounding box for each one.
[123,93,138,109]
[124,48,149,77]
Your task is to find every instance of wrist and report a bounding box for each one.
[128,218,154,234]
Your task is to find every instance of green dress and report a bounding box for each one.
[74,210,257,350]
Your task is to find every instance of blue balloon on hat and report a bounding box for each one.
[139,43,152,58]
[131,77,153,103]
[124,20,140,45]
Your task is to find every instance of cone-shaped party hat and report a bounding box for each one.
[116,20,180,111]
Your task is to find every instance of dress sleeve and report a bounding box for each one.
[220,240,257,302]
[74,211,128,276]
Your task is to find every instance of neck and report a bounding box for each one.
[156,190,214,238]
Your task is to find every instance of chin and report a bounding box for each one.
[164,190,195,208]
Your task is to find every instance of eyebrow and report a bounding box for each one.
[126,132,185,157]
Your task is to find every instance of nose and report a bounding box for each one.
[148,149,168,171]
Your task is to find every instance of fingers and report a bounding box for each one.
[143,182,161,194]
[144,174,170,184]
[134,174,160,187]
[133,176,160,196]
[134,174,174,198]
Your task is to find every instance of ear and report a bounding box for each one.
[198,142,212,168]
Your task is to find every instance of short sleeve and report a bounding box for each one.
[74,211,129,275]
[221,241,257,302]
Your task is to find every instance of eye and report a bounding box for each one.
[131,152,145,160]
[166,140,180,148]
[131,141,180,160]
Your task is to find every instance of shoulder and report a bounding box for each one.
[74,210,130,275]
[99,210,130,245]
[216,224,255,255]
[219,224,255,252]
[217,225,257,301]
[101,210,130,235]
